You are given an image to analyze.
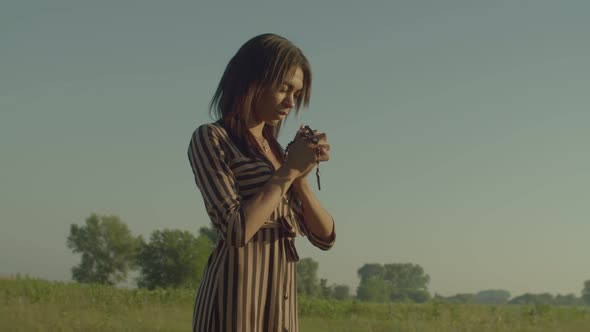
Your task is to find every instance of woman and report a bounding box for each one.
[187,33,336,332]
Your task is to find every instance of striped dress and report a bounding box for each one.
[188,121,336,332]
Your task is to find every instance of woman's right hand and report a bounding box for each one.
[283,125,327,178]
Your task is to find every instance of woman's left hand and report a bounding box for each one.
[295,130,330,181]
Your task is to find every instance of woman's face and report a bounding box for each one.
[253,66,304,127]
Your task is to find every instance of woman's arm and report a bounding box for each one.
[292,177,335,241]
[189,124,299,247]
[241,166,298,241]
[290,129,335,242]
[243,129,328,241]
[190,123,327,247]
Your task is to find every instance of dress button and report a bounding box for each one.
[284,293,289,300]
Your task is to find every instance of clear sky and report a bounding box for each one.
[2,0,589,297]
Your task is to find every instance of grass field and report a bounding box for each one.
[2,278,590,331]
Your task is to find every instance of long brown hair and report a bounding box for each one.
[209,33,312,160]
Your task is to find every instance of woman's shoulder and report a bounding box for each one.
[190,120,254,158]
[191,120,229,143]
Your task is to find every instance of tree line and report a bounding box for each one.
[67,214,590,305]
[67,214,214,289]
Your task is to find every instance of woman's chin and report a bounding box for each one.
[265,119,281,126]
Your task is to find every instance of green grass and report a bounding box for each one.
[2,278,590,331]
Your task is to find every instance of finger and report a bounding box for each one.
[314,144,329,154]
[317,152,330,162]
[316,145,330,161]
[317,143,330,151]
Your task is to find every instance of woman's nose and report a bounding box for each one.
[283,93,295,108]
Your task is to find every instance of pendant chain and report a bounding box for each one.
[256,136,269,153]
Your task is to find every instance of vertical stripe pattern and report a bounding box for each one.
[188,122,336,332]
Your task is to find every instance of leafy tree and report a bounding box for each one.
[136,229,211,289]
[383,263,430,291]
[319,278,332,298]
[509,293,554,305]
[393,289,430,303]
[408,289,431,303]
[357,263,385,282]
[356,262,430,303]
[198,225,218,245]
[297,258,320,296]
[475,289,511,304]
[357,278,389,302]
[583,280,590,305]
[332,284,350,300]
[67,214,141,285]
[435,293,476,304]
[554,293,582,306]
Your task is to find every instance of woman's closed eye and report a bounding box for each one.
[278,84,302,98]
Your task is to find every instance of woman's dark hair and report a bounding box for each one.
[209,33,312,159]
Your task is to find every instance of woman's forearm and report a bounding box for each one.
[292,178,334,239]
[242,166,298,242]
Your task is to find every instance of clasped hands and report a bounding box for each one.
[284,124,330,180]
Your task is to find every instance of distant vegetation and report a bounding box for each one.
[61,213,590,307]
[2,277,590,331]
[3,212,590,330]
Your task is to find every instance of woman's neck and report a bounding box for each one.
[247,118,266,139]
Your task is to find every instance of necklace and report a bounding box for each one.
[256,136,269,153]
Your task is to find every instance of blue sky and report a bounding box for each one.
[1,0,589,297]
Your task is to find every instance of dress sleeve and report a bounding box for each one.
[188,124,247,247]
[291,192,336,250]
